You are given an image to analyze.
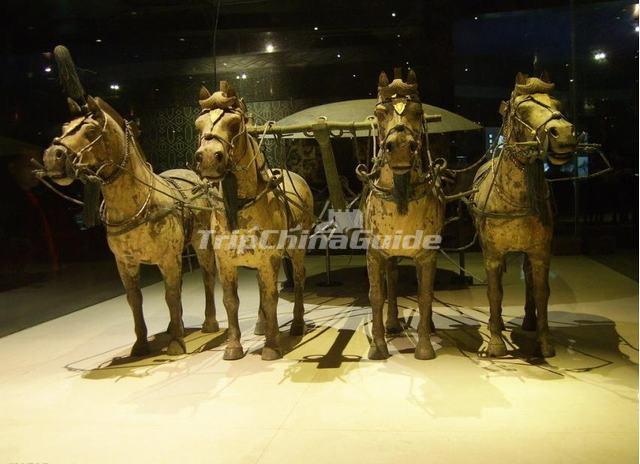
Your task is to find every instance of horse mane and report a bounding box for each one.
[95,97,148,162]
[378,79,419,101]
[199,91,247,114]
[514,77,555,96]
[95,97,125,128]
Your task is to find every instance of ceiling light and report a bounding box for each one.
[313,26,319,31]
[265,43,274,53]
[95,38,102,43]
[44,66,52,73]
[110,84,120,90]
[336,53,341,58]
[241,73,247,79]
[391,12,396,17]
[593,51,607,61]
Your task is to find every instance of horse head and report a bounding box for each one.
[43,46,127,185]
[501,72,577,165]
[193,81,248,181]
[374,67,424,175]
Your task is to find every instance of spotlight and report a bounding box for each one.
[241,73,247,79]
[593,51,607,61]
[336,53,341,58]
[313,26,319,31]
[110,84,120,90]
[265,43,274,53]
[44,66,52,73]
[179,37,185,42]
[391,12,396,17]
[95,38,102,43]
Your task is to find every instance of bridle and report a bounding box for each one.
[503,93,572,166]
[52,113,131,185]
[357,95,458,204]
[197,106,263,176]
[373,95,426,171]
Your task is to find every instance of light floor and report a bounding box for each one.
[0,253,637,464]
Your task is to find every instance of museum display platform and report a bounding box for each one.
[0,253,637,463]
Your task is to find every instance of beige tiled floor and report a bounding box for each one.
[0,253,637,463]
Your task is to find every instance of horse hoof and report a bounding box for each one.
[522,316,537,331]
[414,341,436,360]
[487,339,508,357]
[540,341,556,358]
[254,321,266,336]
[167,338,187,356]
[368,341,390,360]
[202,319,220,333]
[385,319,403,335]
[261,346,282,361]
[289,320,305,336]
[130,340,150,357]
[223,346,244,360]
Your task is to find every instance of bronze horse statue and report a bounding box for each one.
[40,46,218,357]
[193,81,314,361]
[358,69,445,360]
[467,72,577,358]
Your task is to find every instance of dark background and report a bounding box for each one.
[0,0,637,334]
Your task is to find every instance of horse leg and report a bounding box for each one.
[254,296,266,336]
[522,253,537,331]
[367,250,389,359]
[529,255,554,357]
[219,263,243,360]
[194,246,219,333]
[415,253,437,360]
[258,258,282,360]
[116,260,149,357]
[158,257,186,356]
[289,249,306,336]
[485,252,507,357]
[385,257,402,334]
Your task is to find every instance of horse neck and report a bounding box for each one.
[100,127,155,220]
[233,133,265,198]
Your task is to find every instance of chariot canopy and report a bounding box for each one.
[262,99,482,138]
[246,99,480,210]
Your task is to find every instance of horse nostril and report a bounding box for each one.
[203,133,214,141]
[548,127,559,138]
[214,151,224,162]
[395,124,405,132]
[195,152,203,163]
[55,149,64,159]
[409,140,418,152]
[386,141,395,151]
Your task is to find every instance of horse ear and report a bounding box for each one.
[498,100,508,117]
[226,84,237,98]
[541,70,552,83]
[406,69,417,85]
[515,72,528,85]
[67,97,82,116]
[219,80,229,94]
[199,85,211,100]
[378,71,389,87]
[86,95,101,115]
